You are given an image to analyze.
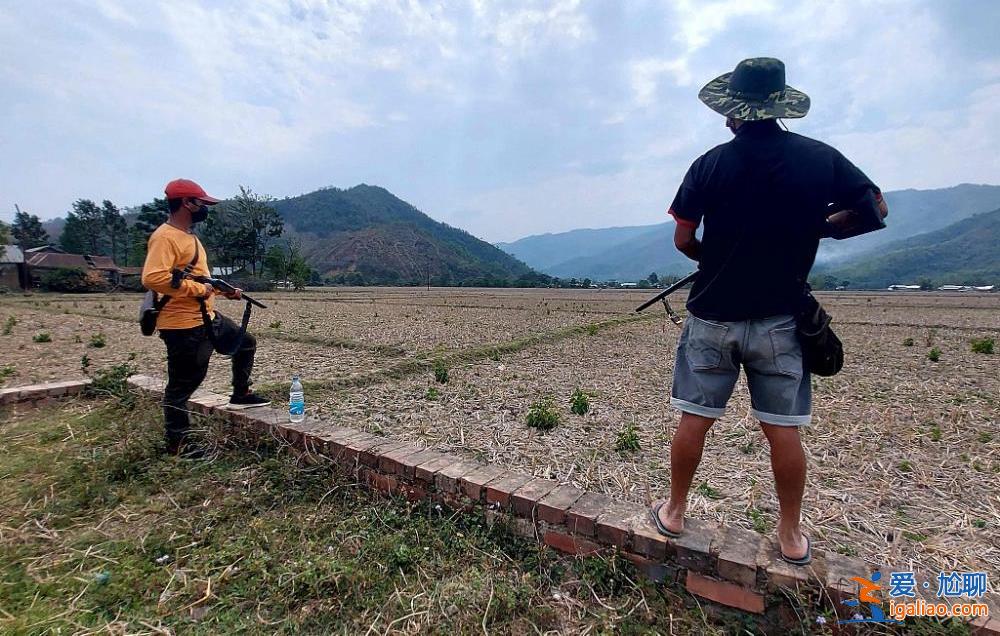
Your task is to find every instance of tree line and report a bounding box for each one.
[4,187,314,290]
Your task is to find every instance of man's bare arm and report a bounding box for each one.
[674,223,701,262]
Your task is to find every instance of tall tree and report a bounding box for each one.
[60,199,105,255]
[0,219,9,246]
[201,186,282,276]
[101,200,128,265]
[129,198,168,266]
[11,206,49,249]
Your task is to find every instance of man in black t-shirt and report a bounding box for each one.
[649,58,888,566]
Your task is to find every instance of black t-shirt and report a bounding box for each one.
[669,120,878,321]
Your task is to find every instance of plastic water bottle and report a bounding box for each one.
[289,376,305,422]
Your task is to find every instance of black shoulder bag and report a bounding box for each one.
[138,239,201,336]
[795,285,843,376]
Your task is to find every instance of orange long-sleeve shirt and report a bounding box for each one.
[141,223,215,330]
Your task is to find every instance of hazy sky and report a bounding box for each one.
[2,0,998,242]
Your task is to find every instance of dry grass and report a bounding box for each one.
[2,287,997,606]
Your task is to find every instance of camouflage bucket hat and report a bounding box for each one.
[698,57,810,121]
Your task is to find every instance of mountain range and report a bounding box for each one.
[270,185,538,286]
[498,183,1000,286]
[818,207,1000,288]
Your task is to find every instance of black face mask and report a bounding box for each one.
[191,204,209,224]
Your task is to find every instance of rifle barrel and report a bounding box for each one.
[634,271,698,313]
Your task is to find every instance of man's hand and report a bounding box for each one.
[223,287,243,300]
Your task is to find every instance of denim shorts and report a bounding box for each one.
[670,314,812,426]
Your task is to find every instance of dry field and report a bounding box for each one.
[1,287,997,591]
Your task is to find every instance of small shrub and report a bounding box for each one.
[0,364,15,384]
[902,337,914,347]
[526,400,559,431]
[929,425,942,442]
[33,332,51,343]
[695,481,722,500]
[85,363,137,406]
[268,320,282,330]
[2,316,16,335]
[971,337,994,354]
[433,360,449,384]
[927,347,941,362]
[748,507,768,533]
[614,423,640,453]
[898,460,913,472]
[570,389,590,416]
[425,387,440,401]
[80,355,91,372]
[89,333,107,348]
[973,519,987,529]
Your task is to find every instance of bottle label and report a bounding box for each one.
[289,401,304,415]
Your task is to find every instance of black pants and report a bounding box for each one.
[159,313,256,447]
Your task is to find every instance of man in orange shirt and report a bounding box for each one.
[142,179,269,457]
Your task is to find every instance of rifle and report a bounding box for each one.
[634,271,697,323]
[170,270,268,308]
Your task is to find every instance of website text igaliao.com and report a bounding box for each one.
[889,599,989,621]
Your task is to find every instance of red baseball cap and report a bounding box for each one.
[164,178,221,204]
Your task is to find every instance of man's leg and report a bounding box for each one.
[759,421,808,560]
[659,412,716,533]
[209,313,256,396]
[161,329,213,452]
[231,331,256,396]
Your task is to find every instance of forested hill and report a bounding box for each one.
[270,185,539,286]
[819,208,1000,288]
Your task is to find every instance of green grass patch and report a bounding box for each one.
[33,332,52,343]
[0,397,722,634]
[525,399,559,431]
[614,423,640,453]
[570,388,590,416]
[927,347,941,362]
[971,337,994,354]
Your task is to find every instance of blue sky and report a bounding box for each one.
[2,0,998,242]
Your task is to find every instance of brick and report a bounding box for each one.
[764,541,818,590]
[970,616,1000,636]
[332,432,383,466]
[485,472,533,510]
[823,552,865,606]
[377,442,425,476]
[510,477,559,519]
[717,526,765,588]
[0,387,18,405]
[359,438,409,468]
[686,571,765,614]
[596,501,646,548]
[673,517,720,573]
[565,492,615,537]
[621,552,679,584]
[535,484,585,525]
[360,467,398,495]
[390,449,444,480]
[414,454,462,484]
[543,530,602,556]
[458,464,507,502]
[629,514,671,562]
[435,460,483,494]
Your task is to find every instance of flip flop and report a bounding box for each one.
[649,501,682,538]
[780,535,812,566]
